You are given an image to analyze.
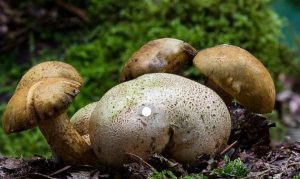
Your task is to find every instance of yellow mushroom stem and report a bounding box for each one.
[38,113,98,165]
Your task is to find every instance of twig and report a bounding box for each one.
[219,140,238,156]
[48,165,71,176]
[288,162,300,167]
[26,173,57,179]
[284,156,293,169]
[55,0,89,23]
[125,153,156,172]
[245,169,270,178]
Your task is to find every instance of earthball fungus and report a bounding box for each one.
[86,73,231,168]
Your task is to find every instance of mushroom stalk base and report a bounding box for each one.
[38,113,98,165]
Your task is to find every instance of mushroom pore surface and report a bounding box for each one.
[89,73,231,168]
[193,44,276,113]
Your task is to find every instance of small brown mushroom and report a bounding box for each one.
[193,44,276,113]
[89,73,231,168]
[120,38,197,82]
[2,61,98,165]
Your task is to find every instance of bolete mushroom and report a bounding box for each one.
[193,44,276,113]
[2,61,98,165]
[88,73,231,168]
[121,39,275,113]
[120,38,197,82]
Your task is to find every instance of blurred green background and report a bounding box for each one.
[0,0,300,158]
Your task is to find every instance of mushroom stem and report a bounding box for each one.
[38,113,98,165]
[205,78,233,105]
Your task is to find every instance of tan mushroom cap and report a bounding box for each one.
[120,38,197,82]
[16,61,83,90]
[89,73,231,168]
[193,44,276,113]
[3,61,83,133]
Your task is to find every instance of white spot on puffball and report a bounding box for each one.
[142,107,152,117]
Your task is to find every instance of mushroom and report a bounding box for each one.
[193,44,276,113]
[89,73,231,168]
[2,61,98,165]
[120,38,197,82]
[121,40,275,113]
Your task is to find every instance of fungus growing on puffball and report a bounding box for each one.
[2,61,98,165]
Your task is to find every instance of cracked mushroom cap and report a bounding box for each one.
[3,61,83,133]
[120,38,197,82]
[89,73,231,168]
[193,44,276,113]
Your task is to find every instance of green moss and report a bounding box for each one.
[293,173,300,179]
[149,170,208,178]
[211,156,248,178]
[65,0,294,113]
[149,170,177,179]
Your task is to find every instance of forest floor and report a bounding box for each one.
[0,104,299,179]
[0,142,299,178]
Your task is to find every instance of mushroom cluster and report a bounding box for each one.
[2,38,276,168]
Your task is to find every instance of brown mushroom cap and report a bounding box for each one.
[193,44,276,113]
[3,61,83,133]
[16,61,83,91]
[120,38,197,82]
[89,73,231,168]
